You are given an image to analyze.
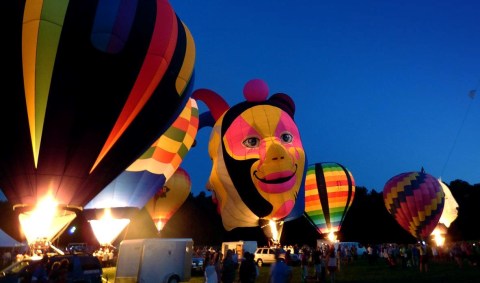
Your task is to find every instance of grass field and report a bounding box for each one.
[102,257,479,283]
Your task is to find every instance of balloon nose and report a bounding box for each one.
[266,142,287,161]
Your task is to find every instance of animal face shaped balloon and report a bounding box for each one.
[194,79,306,230]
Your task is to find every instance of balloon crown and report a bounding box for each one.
[192,79,296,128]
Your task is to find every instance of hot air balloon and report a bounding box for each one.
[145,167,191,233]
[383,169,445,240]
[431,179,458,246]
[1,0,195,248]
[84,98,198,245]
[193,79,306,246]
[437,180,459,229]
[304,162,355,242]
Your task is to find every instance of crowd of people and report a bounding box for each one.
[92,246,115,267]
[192,240,480,283]
[194,243,342,283]
[3,239,478,283]
[28,254,70,283]
[364,241,480,269]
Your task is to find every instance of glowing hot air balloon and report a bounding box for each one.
[437,180,459,229]
[145,167,191,232]
[431,179,458,246]
[383,169,445,240]
[84,98,198,245]
[1,0,195,247]
[304,162,355,242]
[193,79,306,246]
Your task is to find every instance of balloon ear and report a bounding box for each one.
[269,93,295,117]
[192,88,229,122]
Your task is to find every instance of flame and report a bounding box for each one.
[18,195,76,245]
[269,220,279,243]
[326,231,337,242]
[155,218,166,232]
[431,227,446,247]
[89,208,130,245]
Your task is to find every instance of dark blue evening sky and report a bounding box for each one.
[2,1,477,202]
[172,0,480,195]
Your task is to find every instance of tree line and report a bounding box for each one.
[161,179,480,247]
[0,179,478,248]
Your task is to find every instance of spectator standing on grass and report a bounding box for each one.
[239,252,258,283]
[312,246,323,283]
[268,250,292,283]
[300,246,310,281]
[451,243,463,268]
[367,244,374,264]
[56,259,69,283]
[48,261,61,282]
[213,251,223,283]
[232,250,239,269]
[399,244,407,268]
[221,249,236,283]
[285,250,292,266]
[418,243,431,272]
[205,255,218,283]
[326,246,337,283]
[31,255,49,283]
[336,245,342,272]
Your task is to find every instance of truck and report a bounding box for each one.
[115,238,193,283]
[221,241,258,263]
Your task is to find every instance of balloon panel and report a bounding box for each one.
[304,163,356,235]
[86,98,198,209]
[0,0,195,208]
[383,171,445,240]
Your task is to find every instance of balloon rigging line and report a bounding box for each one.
[440,80,478,178]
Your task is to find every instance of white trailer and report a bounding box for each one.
[221,241,258,263]
[115,238,193,283]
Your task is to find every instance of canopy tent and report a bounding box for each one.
[0,190,6,201]
[0,229,23,247]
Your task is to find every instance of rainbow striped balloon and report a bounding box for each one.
[304,162,355,236]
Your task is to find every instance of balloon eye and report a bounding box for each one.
[243,137,260,148]
[280,132,293,143]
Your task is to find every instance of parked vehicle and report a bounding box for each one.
[191,254,204,274]
[115,238,193,283]
[253,247,277,267]
[0,254,103,283]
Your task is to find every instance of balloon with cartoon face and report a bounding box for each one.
[193,79,306,231]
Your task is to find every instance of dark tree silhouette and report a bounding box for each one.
[0,179,478,247]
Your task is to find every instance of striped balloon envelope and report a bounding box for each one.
[304,162,356,237]
[383,170,445,240]
[85,98,199,210]
[2,0,196,245]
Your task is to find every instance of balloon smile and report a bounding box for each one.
[254,165,297,193]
